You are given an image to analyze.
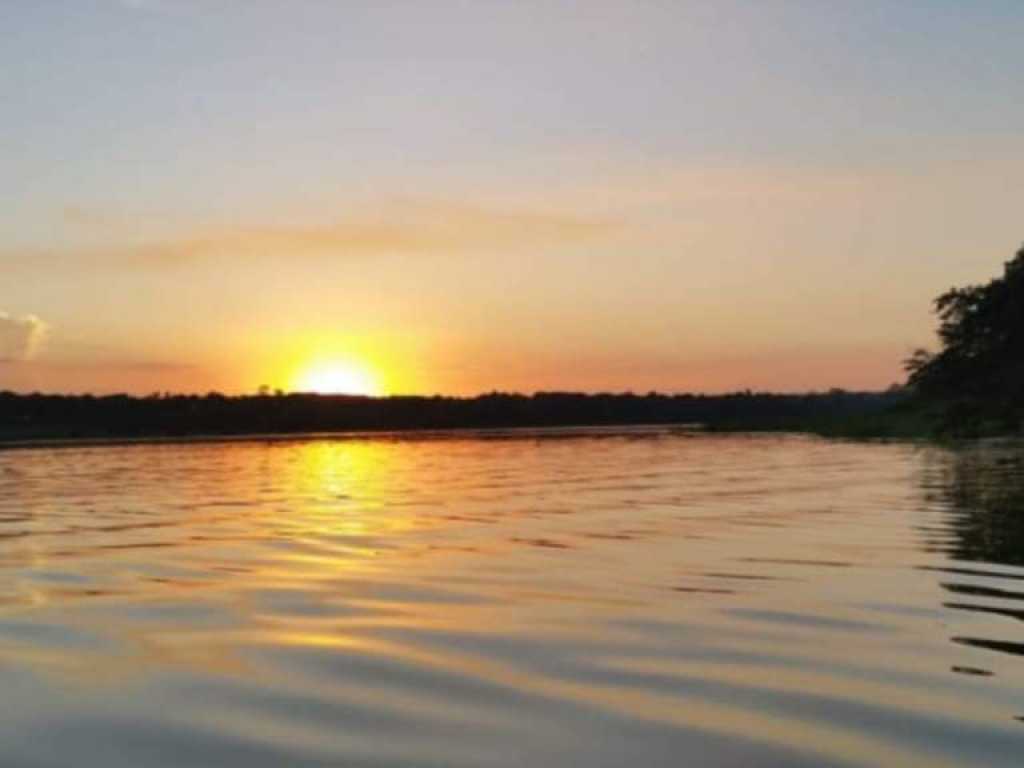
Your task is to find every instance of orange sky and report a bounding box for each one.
[2,2,1023,395]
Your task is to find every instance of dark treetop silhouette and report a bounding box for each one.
[906,243,1024,436]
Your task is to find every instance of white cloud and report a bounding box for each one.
[0,313,48,361]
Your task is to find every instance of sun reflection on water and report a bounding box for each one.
[0,434,1023,767]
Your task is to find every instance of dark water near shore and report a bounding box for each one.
[1,430,1023,766]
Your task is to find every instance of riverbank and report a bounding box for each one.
[707,401,941,439]
[0,390,902,445]
[4,392,1017,447]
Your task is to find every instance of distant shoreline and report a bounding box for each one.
[0,423,709,453]
[0,390,918,449]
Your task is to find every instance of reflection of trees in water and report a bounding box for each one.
[926,440,1024,566]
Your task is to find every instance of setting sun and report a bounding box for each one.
[293,361,380,396]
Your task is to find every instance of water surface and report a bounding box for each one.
[1,430,1023,766]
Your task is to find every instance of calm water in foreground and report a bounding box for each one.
[1,429,1023,767]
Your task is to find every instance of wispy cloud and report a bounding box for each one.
[8,201,615,269]
[9,142,1022,281]
[0,314,48,362]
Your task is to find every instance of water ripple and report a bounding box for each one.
[0,432,1022,766]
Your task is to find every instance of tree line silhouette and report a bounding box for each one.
[0,389,900,443]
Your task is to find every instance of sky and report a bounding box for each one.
[2,0,1022,396]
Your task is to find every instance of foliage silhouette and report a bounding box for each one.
[906,244,1024,435]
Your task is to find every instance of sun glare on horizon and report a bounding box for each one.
[293,361,380,396]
